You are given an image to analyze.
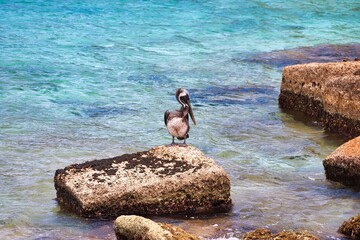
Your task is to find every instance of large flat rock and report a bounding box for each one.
[323,136,360,188]
[279,61,360,138]
[54,145,231,218]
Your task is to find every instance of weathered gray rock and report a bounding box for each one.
[54,145,231,218]
[114,215,199,240]
[338,214,360,239]
[279,61,360,138]
[241,228,319,240]
[323,136,360,187]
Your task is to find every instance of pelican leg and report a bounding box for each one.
[171,136,175,145]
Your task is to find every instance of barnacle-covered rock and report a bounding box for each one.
[54,145,231,218]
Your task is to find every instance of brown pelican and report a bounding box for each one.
[164,88,196,145]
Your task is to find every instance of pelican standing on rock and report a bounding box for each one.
[164,88,196,145]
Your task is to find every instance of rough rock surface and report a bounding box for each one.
[114,215,199,240]
[241,228,319,240]
[54,145,231,218]
[279,61,360,138]
[338,214,360,239]
[323,136,360,187]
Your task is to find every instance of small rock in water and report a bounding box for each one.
[323,136,360,188]
[113,215,199,240]
[338,214,360,239]
[241,228,319,240]
[241,228,272,239]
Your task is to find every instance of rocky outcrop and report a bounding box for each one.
[279,61,360,138]
[54,145,231,218]
[338,214,360,239]
[113,215,199,240]
[323,136,360,187]
[241,228,319,240]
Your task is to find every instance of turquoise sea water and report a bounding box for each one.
[1,0,360,239]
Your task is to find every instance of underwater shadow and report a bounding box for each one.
[190,85,278,107]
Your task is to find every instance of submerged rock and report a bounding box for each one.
[54,145,231,218]
[323,136,360,188]
[114,215,200,240]
[243,44,360,68]
[190,85,277,107]
[338,214,360,239]
[241,228,273,239]
[241,228,319,240]
[279,61,360,138]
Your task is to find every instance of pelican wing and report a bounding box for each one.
[164,110,170,126]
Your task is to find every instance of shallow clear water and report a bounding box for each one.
[1,0,360,239]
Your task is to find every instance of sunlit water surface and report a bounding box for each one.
[1,0,360,239]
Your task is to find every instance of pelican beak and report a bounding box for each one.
[188,101,196,126]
